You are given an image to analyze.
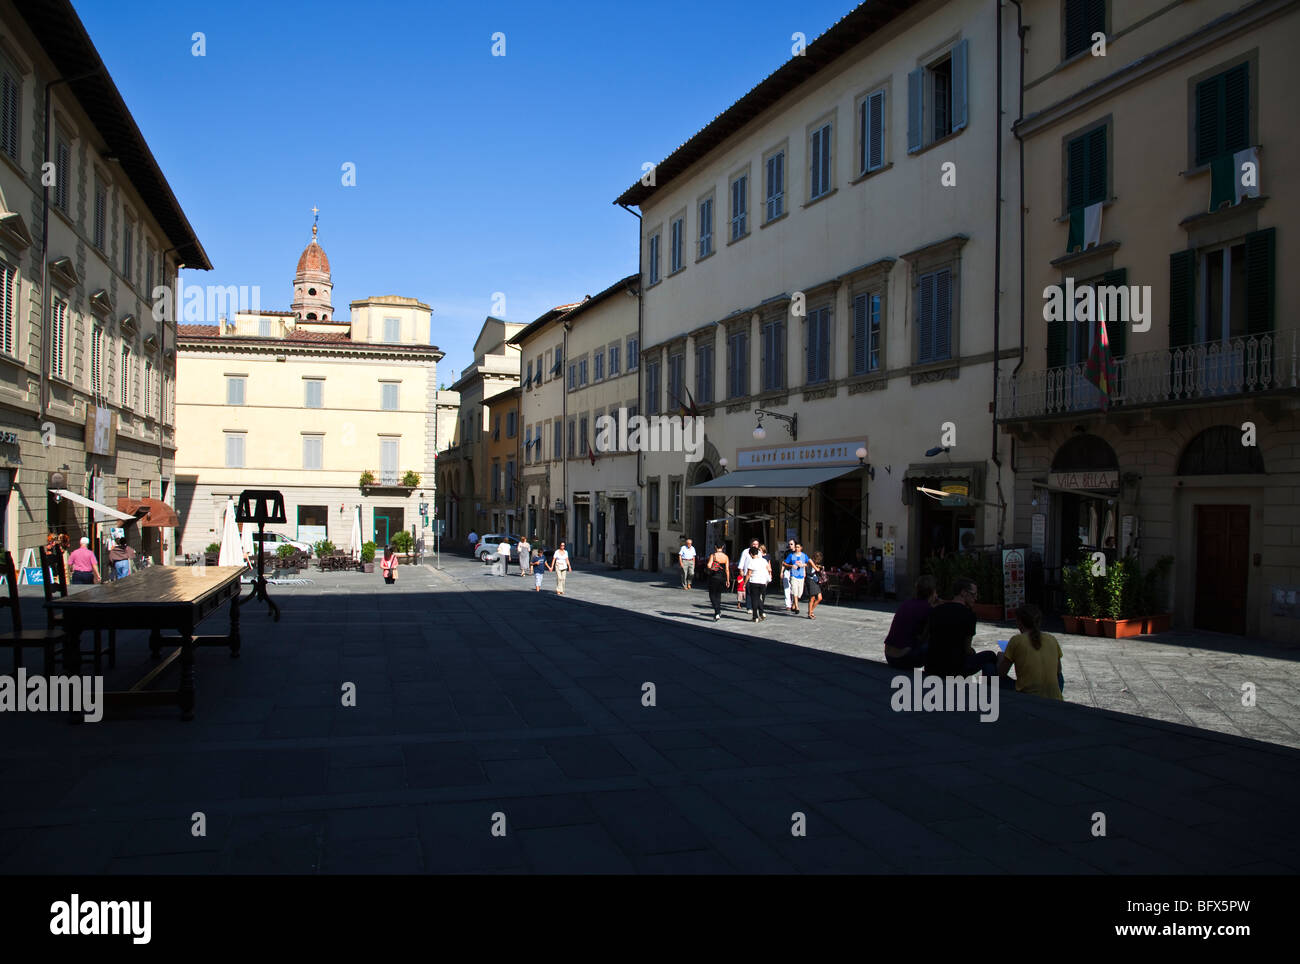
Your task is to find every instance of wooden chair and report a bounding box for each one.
[40,547,113,671]
[1,550,64,674]
[823,570,843,605]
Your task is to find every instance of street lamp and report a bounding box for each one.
[718,457,728,475]
[754,409,797,442]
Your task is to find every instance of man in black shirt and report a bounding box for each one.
[924,577,1000,677]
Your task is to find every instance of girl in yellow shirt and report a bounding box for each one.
[997,603,1064,699]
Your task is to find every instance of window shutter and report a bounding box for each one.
[907,68,924,153]
[1102,268,1127,358]
[935,269,952,360]
[868,91,885,171]
[1224,63,1250,154]
[820,312,830,381]
[917,272,935,362]
[1064,0,1087,58]
[806,315,818,383]
[853,294,868,374]
[951,39,969,133]
[1169,250,1196,347]
[1087,127,1107,205]
[1066,135,1086,210]
[1244,227,1275,336]
[1047,317,1067,368]
[1194,75,1222,166]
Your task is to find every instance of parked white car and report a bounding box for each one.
[251,531,313,554]
[475,534,520,563]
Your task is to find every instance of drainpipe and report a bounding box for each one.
[618,202,644,564]
[992,0,1006,545]
[561,320,569,546]
[1008,3,1027,385]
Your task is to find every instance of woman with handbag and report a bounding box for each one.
[705,543,730,621]
[806,552,826,619]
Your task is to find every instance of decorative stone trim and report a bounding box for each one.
[910,365,959,385]
[801,385,837,402]
[848,376,888,395]
[725,401,752,414]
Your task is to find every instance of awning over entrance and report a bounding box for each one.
[117,497,180,527]
[686,465,859,499]
[48,489,136,521]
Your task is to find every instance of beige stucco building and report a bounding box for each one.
[174,228,443,555]
[437,316,524,545]
[1000,0,1300,641]
[0,0,208,569]
[616,0,1020,584]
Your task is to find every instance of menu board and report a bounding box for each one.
[1002,548,1026,620]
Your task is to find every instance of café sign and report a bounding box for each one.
[1048,470,1119,491]
[736,437,867,470]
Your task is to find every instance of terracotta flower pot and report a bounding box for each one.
[972,602,1004,622]
[1144,613,1172,634]
[1062,615,1082,634]
[1079,617,1101,635]
[363,563,375,573]
[1098,617,1145,638]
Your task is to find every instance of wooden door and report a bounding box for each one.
[1194,505,1249,634]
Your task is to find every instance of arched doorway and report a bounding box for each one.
[1049,433,1119,570]
[1180,426,1263,634]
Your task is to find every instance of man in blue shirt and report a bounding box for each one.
[783,542,810,615]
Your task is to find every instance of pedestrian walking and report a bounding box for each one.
[780,538,796,610]
[735,538,758,610]
[415,535,425,565]
[678,538,696,590]
[548,542,572,595]
[467,530,479,555]
[68,536,101,585]
[704,543,730,620]
[744,545,772,621]
[517,535,532,577]
[783,542,810,615]
[381,544,399,584]
[496,537,509,576]
[531,549,546,590]
[109,536,136,581]
[806,551,826,619]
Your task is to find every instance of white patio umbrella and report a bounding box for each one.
[217,499,243,567]
[240,520,255,562]
[350,506,363,559]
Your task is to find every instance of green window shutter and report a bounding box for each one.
[1066,135,1086,210]
[1065,0,1106,59]
[1244,227,1275,335]
[1087,127,1107,205]
[1224,63,1250,155]
[907,68,924,153]
[1194,74,1223,166]
[1047,317,1066,369]
[1169,250,1196,347]
[1101,268,1127,358]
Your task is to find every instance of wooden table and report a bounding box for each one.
[47,566,246,720]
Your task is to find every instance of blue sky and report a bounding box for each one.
[74,0,856,382]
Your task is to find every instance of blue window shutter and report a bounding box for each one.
[853,294,868,374]
[907,68,924,153]
[951,39,969,133]
[917,272,935,362]
[806,314,818,383]
[868,91,885,170]
[935,269,952,360]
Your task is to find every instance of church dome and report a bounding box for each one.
[296,239,330,276]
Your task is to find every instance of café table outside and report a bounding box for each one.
[46,565,246,720]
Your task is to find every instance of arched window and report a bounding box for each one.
[306,313,317,320]
[1178,426,1265,475]
[1051,433,1119,473]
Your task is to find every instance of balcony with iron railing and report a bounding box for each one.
[998,329,1300,422]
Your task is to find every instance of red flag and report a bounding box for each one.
[588,428,597,466]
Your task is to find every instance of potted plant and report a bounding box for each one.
[204,541,221,566]
[1097,558,1145,638]
[1062,563,1093,634]
[1140,555,1174,633]
[391,529,414,560]
[359,470,376,487]
[401,470,422,488]
[361,541,376,573]
[971,554,1005,622]
[275,543,298,572]
[314,539,336,558]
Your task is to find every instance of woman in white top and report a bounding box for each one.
[742,545,772,622]
[547,542,572,595]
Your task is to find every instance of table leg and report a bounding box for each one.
[228,590,241,658]
[149,627,162,659]
[179,633,196,721]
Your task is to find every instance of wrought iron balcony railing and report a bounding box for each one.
[997,329,1299,420]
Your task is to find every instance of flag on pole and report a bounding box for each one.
[678,386,701,419]
[588,427,598,466]
[1084,300,1116,410]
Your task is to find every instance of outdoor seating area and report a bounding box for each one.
[318,551,361,572]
